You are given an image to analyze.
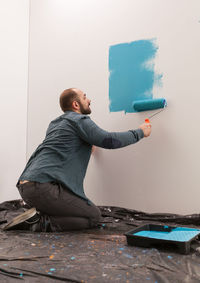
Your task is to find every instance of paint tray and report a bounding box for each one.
[125,224,200,254]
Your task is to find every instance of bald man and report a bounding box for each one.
[3,88,151,232]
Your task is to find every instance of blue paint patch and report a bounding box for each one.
[119,247,124,251]
[123,253,133,259]
[109,39,162,113]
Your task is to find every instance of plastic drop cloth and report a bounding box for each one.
[0,200,200,282]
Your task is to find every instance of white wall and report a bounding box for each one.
[0,0,29,202]
[27,0,200,214]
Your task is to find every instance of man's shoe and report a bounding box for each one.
[3,207,40,231]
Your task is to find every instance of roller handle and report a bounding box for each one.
[145,118,150,123]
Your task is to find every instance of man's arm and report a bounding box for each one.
[76,116,151,149]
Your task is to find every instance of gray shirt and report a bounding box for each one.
[19,111,144,201]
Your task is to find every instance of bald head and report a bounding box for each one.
[59,88,79,112]
[59,88,91,114]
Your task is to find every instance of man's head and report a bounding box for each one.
[59,88,91,115]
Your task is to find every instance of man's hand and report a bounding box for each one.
[139,122,152,137]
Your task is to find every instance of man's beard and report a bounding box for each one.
[79,102,91,115]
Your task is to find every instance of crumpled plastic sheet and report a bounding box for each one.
[0,200,200,282]
[99,206,200,226]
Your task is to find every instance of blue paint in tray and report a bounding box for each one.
[134,227,200,242]
[109,39,162,113]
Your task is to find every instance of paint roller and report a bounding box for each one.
[132,98,167,123]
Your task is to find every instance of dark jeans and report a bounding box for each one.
[17,181,101,232]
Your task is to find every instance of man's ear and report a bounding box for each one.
[72,100,79,111]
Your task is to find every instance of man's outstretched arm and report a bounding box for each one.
[77,116,151,149]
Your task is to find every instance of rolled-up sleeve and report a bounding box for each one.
[76,116,144,149]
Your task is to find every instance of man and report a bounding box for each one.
[3,88,151,232]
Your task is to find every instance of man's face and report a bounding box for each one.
[76,89,91,115]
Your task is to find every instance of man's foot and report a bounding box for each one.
[3,207,40,231]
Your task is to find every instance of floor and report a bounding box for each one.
[0,201,200,282]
